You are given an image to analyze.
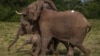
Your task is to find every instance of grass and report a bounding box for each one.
[0,19,100,56]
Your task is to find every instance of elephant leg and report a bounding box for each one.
[30,44,37,56]
[17,40,29,52]
[40,36,52,56]
[67,43,74,56]
[52,38,59,55]
[63,42,74,56]
[47,38,59,55]
[32,37,41,56]
[47,41,57,55]
[48,40,54,54]
[75,44,90,56]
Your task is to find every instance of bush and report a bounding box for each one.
[0,0,35,22]
[0,0,100,22]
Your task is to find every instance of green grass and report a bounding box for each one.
[0,19,100,56]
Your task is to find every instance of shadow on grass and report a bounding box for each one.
[47,49,81,56]
[11,49,81,56]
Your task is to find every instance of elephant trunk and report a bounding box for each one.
[20,15,30,26]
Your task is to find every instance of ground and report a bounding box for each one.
[0,19,100,56]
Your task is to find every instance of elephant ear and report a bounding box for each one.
[27,2,38,21]
[32,1,44,21]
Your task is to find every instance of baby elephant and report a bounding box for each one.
[17,33,40,52]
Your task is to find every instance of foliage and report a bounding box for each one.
[84,1,100,18]
[0,0,35,22]
[0,0,100,21]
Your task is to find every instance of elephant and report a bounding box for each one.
[8,12,59,56]
[16,10,91,56]
[25,0,91,56]
[15,2,91,56]
[12,0,91,56]
[37,8,91,56]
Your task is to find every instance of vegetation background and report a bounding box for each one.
[0,0,100,21]
[0,0,100,56]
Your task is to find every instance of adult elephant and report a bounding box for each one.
[15,6,91,56]
[13,1,91,56]
[15,10,91,56]
[36,8,91,56]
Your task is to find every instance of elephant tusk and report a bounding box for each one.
[15,11,23,15]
